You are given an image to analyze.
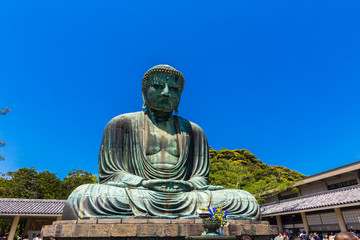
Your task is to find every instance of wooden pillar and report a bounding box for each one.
[300,212,309,234]
[355,172,360,185]
[334,208,347,232]
[276,215,283,233]
[9,215,20,240]
[23,217,32,235]
[56,216,62,221]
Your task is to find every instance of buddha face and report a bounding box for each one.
[144,73,181,112]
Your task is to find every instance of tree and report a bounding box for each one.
[209,148,304,203]
[0,168,98,199]
[1,167,41,199]
[0,167,63,199]
[61,169,98,199]
[0,167,98,236]
[0,107,9,115]
[37,170,63,199]
[0,107,10,160]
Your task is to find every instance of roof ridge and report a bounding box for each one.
[0,198,66,215]
[261,185,360,215]
[261,184,360,207]
[0,198,66,202]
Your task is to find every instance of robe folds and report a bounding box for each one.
[62,111,261,220]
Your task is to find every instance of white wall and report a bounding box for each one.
[299,182,327,195]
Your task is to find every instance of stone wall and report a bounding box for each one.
[41,219,278,240]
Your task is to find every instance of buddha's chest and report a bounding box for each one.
[145,121,180,168]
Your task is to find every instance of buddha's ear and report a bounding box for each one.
[174,97,181,114]
[141,92,147,110]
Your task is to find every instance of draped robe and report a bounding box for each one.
[62,111,261,220]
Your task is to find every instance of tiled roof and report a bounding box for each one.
[261,185,360,216]
[0,198,66,215]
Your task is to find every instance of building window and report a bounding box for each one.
[342,209,360,223]
[279,193,298,200]
[327,179,358,190]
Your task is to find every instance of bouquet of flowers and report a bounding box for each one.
[198,206,229,236]
[207,206,229,229]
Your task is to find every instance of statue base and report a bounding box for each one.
[41,219,277,240]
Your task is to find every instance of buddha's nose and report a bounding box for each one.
[161,85,170,96]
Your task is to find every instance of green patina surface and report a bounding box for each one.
[62,65,260,220]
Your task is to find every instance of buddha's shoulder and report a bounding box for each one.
[175,115,205,133]
[106,111,143,126]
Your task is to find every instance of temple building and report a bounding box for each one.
[0,198,65,239]
[261,161,360,235]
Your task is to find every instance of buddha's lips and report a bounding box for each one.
[159,99,170,103]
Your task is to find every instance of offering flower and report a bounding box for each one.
[224,210,228,218]
[207,206,214,218]
[204,206,229,229]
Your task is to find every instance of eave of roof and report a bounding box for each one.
[261,184,360,216]
[295,161,360,186]
[0,198,66,216]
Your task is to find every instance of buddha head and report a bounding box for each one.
[142,65,185,114]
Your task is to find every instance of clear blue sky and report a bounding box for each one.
[1,1,360,179]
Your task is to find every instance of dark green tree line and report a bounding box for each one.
[0,167,98,200]
[0,167,97,236]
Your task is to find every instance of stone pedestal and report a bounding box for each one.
[41,219,277,240]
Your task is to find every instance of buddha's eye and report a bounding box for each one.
[153,83,163,89]
[170,87,179,92]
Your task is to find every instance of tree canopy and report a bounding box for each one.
[0,107,10,160]
[209,148,304,202]
[0,168,98,200]
[0,167,98,236]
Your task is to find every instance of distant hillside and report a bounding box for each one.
[209,148,305,202]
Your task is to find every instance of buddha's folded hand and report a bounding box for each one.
[141,179,194,192]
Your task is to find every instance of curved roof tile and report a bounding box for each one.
[0,198,66,215]
[261,185,360,215]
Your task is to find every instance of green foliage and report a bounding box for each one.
[0,167,98,200]
[0,107,10,161]
[2,167,45,199]
[62,169,98,198]
[37,170,63,199]
[0,219,12,237]
[209,148,305,202]
[0,107,10,115]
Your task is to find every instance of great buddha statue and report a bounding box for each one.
[62,65,261,220]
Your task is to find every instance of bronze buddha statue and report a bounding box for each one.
[62,65,260,220]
